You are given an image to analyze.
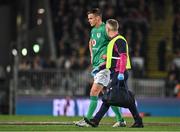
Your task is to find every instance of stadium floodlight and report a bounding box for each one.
[21,48,27,56]
[12,49,17,56]
[37,18,42,25]
[38,8,45,14]
[33,44,40,53]
[6,65,11,73]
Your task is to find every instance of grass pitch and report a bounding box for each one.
[0,115,180,131]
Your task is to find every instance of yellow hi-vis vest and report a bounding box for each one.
[106,35,131,69]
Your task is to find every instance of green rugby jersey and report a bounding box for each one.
[90,23,109,68]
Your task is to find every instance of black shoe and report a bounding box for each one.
[84,117,99,127]
[131,122,144,128]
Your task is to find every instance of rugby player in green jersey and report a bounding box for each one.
[74,8,126,127]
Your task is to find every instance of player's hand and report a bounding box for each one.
[117,73,124,80]
[91,67,99,77]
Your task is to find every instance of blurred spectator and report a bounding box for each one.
[19,58,31,71]
[174,83,180,98]
[173,49,180,70]
[50,0,150,72]
[56,56,66,69]
[172,0,180,14]
[32,55,43,70]
[43,57,56,69]
[172,13,180,53]
[138,0,151,21]
[153,0,165,20]
[131,51,145,78]
[157,37,169,71]
[18,0,152,96]
[165,63,179,97]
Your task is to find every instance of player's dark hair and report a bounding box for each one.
[87,8,102,18]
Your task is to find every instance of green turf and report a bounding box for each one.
[0,115,180,131]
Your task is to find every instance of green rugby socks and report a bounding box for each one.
[111,106,124,122]
[86,96,98,120]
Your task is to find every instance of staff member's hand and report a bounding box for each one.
[117,73,124,80]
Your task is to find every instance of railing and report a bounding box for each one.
[17,70,165,97]
[17,69,92,96]
[132,79,165,97]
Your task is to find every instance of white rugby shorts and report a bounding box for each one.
[94,69,110,87]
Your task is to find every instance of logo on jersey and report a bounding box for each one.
[92,39,96,46]
[97,33,101,38]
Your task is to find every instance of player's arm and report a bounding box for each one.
[89,39,93,64]
[115,39,127,74]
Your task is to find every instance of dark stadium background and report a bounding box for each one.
[0,0,180,116]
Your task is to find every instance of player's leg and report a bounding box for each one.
[85,103,126,127]
[128,91,144,128]
[85,102,110,127]
[74,83,102,127]
[110,72,126,127]
[123,71,143,127]
[75,69,109,127]
[86,83,103,119]
[111,106,126,127]
[128,104,144,127]
[86,69,110,120]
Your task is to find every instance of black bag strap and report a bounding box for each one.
[118,80,128,90]
[118,80,130,97]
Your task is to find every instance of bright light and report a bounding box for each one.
[38,8,45,14]
[21,48,27,56]
[37,18,42,25]
[12,49,17,56]
[16,15,22,26]
[6,65,11,73]
[33,44,40,53]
